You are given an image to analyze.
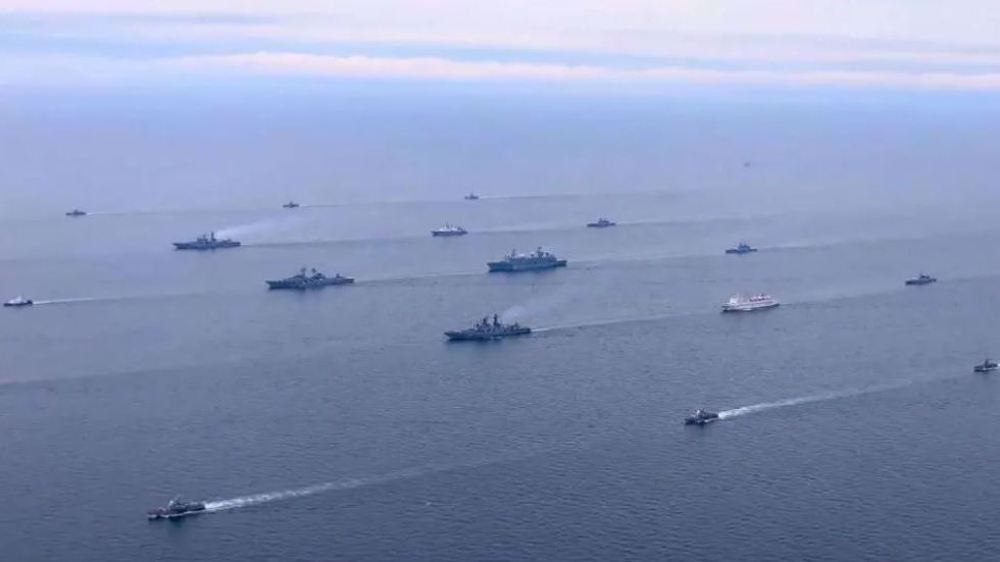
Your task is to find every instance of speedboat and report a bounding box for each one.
[464,192,480,200]
[282,201,300,208]
[905,274,937,286]
[4,296,33,307]
[65,209,87,217]
[147,496,207,520]
[684,409,720,425]
[974,359,998,373]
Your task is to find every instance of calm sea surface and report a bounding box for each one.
[2,93,1000,561]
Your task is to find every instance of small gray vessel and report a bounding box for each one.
[586,218,615,228]
[147,497,207,520]
[173,232,240,250]
[445,314,531,341]
[905,274,936,286]
[266,267,354,290]
[487,248,567,272]
[684,409,720,425]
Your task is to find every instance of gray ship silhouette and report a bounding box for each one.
[586,217,615,228]
[445,314,531,341]
[266,267,354,290]
[725,242,757,254]
[147,496,206,520]
[173,232,240,250]
[487,247,567,272]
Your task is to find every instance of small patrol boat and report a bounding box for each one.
[974,359,998,373]
[4,296,33,307]
[905,274,937,286]
[464,193,480,200]
[282,201,300,209]
[65,209,87,217]
[684,409,720,425]
[146,497,207,520]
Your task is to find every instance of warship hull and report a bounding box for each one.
[266,277,354,290]
[173,241,241,250]
[722,302,779,312]
[445,327,531,341]
[487,260,566,272]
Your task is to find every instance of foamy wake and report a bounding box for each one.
[203,457,511,513]
[32,297,104,305]
[717,379,934,420]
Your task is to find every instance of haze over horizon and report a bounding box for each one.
[3,1,1000,91]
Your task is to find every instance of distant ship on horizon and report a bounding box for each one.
[432,224,468,237]
[487,248,567,272]
[266,267,353,290]
[586,218,616,228]
[725,242,757,255]
[722,293,779,312]
[173,232,241,250]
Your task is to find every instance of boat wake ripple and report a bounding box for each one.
[718,377,953,420]
[32,297,104,305]
[202,456,517,514]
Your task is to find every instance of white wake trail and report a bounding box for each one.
[202,455,521,513]
[32,297,104,305]
[717,378,939,420]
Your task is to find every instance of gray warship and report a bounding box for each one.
[487,247,567,272]
[445,314,531,341]
[173,232,241,250]
[266,267,354,290]
[586,217,616,228]
[725,242,757,255]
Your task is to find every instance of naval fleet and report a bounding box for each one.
[35,197,996,444]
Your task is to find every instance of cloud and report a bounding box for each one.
[158,52,1000,91]
[4,3,1000,91]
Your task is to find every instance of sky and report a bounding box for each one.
[2,1,1000,91]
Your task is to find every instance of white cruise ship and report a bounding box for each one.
[721,293,779,312]
[431,224,468,237]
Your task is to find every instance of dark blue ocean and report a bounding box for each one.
[2,91,1000,561]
